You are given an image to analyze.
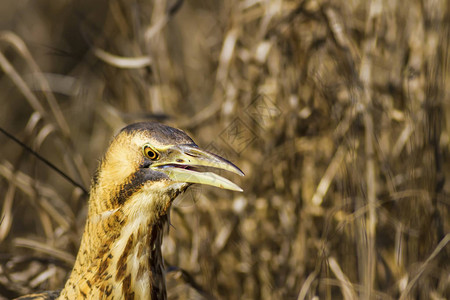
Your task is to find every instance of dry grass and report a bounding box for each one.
[0,0,449,299]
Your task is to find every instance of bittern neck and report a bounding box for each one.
[59,190,173,299]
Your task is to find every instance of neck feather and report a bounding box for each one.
[59,190,171,300]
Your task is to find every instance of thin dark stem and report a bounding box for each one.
[0,126,88,195]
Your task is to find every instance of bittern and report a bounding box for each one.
[17,122,243,300]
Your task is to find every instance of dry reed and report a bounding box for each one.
[0,0,449,299]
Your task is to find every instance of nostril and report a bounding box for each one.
[176,159,184,163]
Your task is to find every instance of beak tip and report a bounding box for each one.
[232,166,244,177]
[220,183,243,192]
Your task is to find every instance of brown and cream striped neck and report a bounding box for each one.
[59,182,185,300]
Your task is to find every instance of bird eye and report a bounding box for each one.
[143,145,159,160]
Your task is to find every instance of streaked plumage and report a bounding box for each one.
[16,122,243,300]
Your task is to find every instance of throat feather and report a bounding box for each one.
[60,185,175,299]
[109,213,168,300]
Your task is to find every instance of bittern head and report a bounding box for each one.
[90,122,243,217]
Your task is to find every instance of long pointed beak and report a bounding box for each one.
[151,144,244,192]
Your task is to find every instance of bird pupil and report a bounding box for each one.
[144,146,157,160]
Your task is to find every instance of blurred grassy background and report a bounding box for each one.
[0,0,449,299]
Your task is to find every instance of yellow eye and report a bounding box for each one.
[143,145,159,160]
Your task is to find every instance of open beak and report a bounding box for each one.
[151,144,244,192]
